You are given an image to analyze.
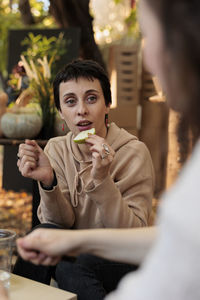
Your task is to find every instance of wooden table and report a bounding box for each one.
[9,274,77,300]
[0,138,48,147]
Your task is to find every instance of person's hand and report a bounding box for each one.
[86,135,115,184]
[0,283,9,300]
[17,139,54,186]
[16,229,79,266]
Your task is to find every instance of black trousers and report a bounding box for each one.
[13,224,138,300]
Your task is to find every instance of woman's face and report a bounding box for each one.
[138,0,167,93]
[59,77,110,138]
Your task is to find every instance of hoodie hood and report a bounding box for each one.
[106,122,138,152]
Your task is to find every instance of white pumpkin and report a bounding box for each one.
[1,112,42,139]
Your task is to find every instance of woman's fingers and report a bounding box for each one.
[19,154,38,167]
[86,135,115,160]
[17,143,39,173]
[17,151,38,178]
[90,144,114,164]
[18,139,42,157]
[20,161,38,177]
[17,237,44,263]
[92,151,113,169]
[27,255,60,266]
[17,242,38,261]
[17,246,58,266]
[18,149,39,161]
[86,135,115,182]
[36,254,61,266]
[17,231,62,266]
[17,139,53,182]
[91,151,102,165]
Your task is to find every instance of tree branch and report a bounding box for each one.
[49,0,106,70]
[18,0,35,25]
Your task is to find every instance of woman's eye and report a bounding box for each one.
[65,98,76,106]
[87,95,97,103]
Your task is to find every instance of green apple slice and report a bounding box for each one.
[73,128,96,144]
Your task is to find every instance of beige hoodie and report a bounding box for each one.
[38,122,155,229]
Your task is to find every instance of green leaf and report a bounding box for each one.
[114,0,122,4]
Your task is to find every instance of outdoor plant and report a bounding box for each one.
[21,32,67,78]
[124,0,140,38]
[18,32,68,138]
[0,9,22,84]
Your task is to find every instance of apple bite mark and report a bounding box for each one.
[73,128,96,144]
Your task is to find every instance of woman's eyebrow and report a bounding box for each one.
[85,89,100,94]
[62,92,75,98]
[62,89,100,98]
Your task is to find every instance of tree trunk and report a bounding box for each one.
[18,0,35,25]
[49,0,106,70]
[0,71,6,90]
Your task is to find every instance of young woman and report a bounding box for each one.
[16,0,200,299]
[14,59,154,299]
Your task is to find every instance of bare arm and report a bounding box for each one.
[17,226,157,266]
[0,283,8,300]
[84,227,157,264]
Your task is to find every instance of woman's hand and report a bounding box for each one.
[16,227,157,267]
[16,229,79,266]
[17,139,54,186]
[86,135,115,185]
[0,283,8,300]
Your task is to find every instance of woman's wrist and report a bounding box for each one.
[66,230,93,256]
[40,170,57,190]
[93,173,109,186]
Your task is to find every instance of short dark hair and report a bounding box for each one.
[53,59,112,111]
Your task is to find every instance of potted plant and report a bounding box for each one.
[17,32,68,139]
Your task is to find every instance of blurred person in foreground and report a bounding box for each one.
[16,0,200,298]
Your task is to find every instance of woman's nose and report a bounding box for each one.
[77,102,88,116]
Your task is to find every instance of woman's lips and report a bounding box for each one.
[77,121,93,131]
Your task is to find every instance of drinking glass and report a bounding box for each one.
[0,229,16,289]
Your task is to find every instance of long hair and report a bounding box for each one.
[146,0,200,137]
